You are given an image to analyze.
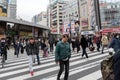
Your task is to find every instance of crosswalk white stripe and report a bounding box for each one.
[0,52,83,70]
[77,70,102,80]
[5,55,54,63]
[5,51,80,63]
[0,50,108,72]
[6,52,108,80]
[8,62,100,80]
[42,59,102,80]
[6,48,107,62]
[4,49,108,64]
[1,49,107,67]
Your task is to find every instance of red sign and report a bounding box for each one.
[81,18,88,27]
[101,27,120,33]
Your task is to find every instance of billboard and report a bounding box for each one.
[62,21,76,34]
[0,0,7,16]
[81,18,88,27]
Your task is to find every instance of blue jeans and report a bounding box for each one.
[36,54,40,64]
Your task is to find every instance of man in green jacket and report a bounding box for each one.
[55,34,71,80]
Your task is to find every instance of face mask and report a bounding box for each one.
[116,35,119,38]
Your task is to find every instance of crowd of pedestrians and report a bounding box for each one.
[0,33,120,80]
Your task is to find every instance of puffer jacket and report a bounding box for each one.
[26,43,36,56]
[108,38,120,52]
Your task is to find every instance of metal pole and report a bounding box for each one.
[32,26,35,38]
[77,0,80,36]
[77,0,80,24]
[69,15,72,39]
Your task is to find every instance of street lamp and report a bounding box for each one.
[69,16,72,39]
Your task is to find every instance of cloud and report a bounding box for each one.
[17,0,49,21]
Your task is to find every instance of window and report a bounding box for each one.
[59,16,62,18]
[59,23,63,25]
[59,12,62,15]
[59,19,62,22]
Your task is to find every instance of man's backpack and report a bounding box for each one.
[0,43,6,53]
[101,53,114,80]
[89,46,95,51]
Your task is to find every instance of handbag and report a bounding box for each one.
[89,46,95,51]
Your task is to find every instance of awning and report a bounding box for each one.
[81,30,95,35]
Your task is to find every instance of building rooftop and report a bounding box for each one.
[0,17,49,30]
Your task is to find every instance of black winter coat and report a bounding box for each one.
[26,43,37,56]
[34,42,40,54]
[0,42,9,54]
[113,50,120,80]
[80,37,88,48]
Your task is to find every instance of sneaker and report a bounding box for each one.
[30,71,34,76]
[38,62,41,65]
[33,59,35,63]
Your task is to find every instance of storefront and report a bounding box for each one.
[0,17,49,40]
[0,27,5,39]
[100,27,120,34]
[81,30,95,35]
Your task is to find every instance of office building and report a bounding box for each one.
[7,0,17,19]
[32,12,47,26]
[48,0,68,35]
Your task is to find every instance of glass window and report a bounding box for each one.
[99,0,120,28]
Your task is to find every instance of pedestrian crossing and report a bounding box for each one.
[0,49,108,80]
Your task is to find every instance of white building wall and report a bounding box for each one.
[7,0,17,19]
[37,18,47,26]
[63,0,78,23]
[62,0,79,34]
[32,12,47,26]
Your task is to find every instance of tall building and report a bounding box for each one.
[48,0,68,35]
[80,0,90,31]
[99,0,120,29]
[7,0,17,19]
[94,0,120,30]
[0,0,7,16]
[62,0,79,35]
[0,0,17,18]
[32,12,47,26]
[88,0,96,30]
[47,5,50,28]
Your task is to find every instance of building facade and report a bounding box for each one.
[32,12,47,26]
[48,0,68,35]
[62,0,79,35]
[88,0,96,30]
[47,5,51,28]
[80,0,90,31]
[7,0,17,19]
[0,0,16,18]
[99,0,120,29]
[0,0,7,17]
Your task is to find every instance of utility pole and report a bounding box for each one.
[94,0,102,30]
[77,0,80,24]
[77,0,80,36]
[69,15,72,40]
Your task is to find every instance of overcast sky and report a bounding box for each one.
[17,0,49,22]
